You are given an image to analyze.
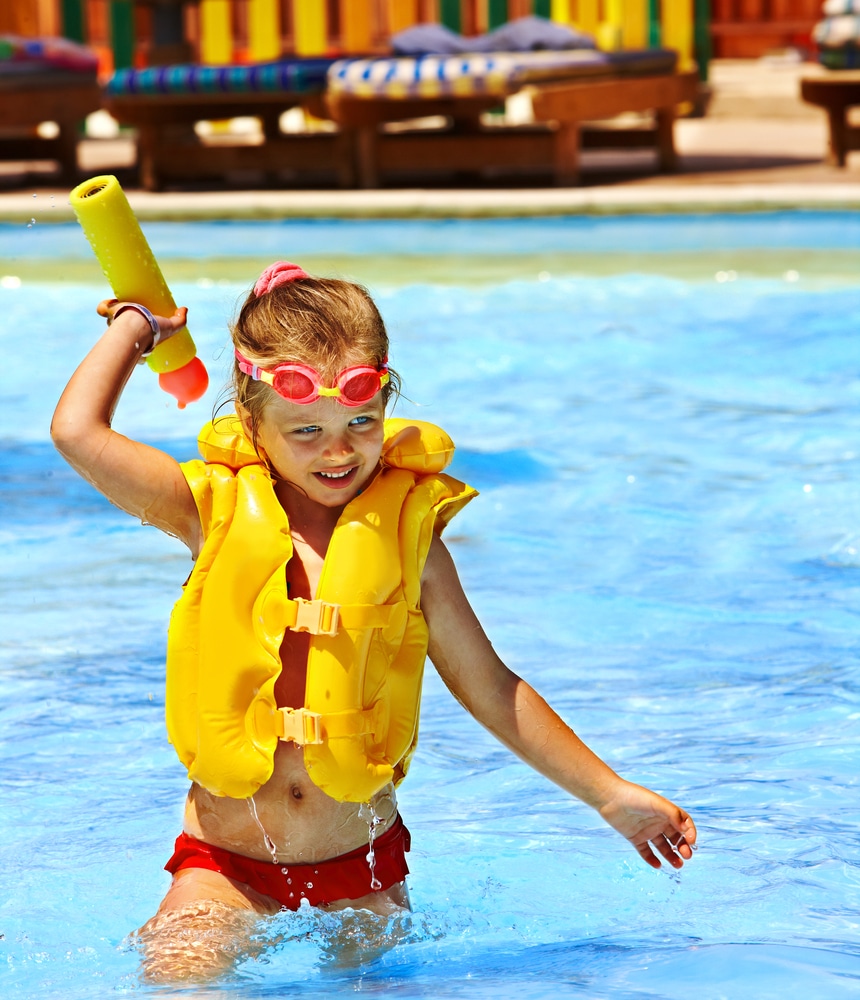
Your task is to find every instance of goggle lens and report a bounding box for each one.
[272,368,317,403]
[339,369,384,404]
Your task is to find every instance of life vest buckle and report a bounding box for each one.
[291,598,340,636]
[277,707,324,745]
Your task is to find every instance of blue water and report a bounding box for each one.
[5,208,860,260]
[1,212,860,998]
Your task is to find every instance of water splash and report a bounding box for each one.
[249,903,443,974]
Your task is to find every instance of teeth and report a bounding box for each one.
[319,469,351,479]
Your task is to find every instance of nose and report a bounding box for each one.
[322,430,354,462]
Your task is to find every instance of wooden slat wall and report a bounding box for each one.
[710,0,820,58]
[0,0,59,35]
[59,0,589,68]
[20,0,808,70]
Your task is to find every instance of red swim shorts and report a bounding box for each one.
[164,814,411,910]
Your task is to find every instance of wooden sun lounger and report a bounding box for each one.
[800,66,860,166]
[528,70,700,181]
[325,50,699,188]
[103,59,347,191]
[0,70,101,182]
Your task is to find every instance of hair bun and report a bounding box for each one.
[254,261,309,297]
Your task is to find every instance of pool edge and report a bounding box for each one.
[5,182,860,223]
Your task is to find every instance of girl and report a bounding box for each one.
[51,261,696,982]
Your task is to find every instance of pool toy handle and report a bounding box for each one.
[69,174,208,409]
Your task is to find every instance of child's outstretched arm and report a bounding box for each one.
[51,300,202,554]
[422,536,696,870]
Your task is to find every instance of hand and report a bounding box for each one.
[599,780,697,870]
[97,299,189,354]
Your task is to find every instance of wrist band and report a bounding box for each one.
[110,302,161,357]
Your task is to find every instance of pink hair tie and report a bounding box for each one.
[254,261,309,297]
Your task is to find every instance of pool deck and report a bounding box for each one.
[2,58,860,220]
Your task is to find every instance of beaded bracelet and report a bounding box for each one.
[109,302,161,358]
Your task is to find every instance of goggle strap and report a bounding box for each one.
[237,357,272,385]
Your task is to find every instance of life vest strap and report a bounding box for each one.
[276,706,377,745]
[284,598,403,635]
[277,707,323,745]
[285,598,340,636]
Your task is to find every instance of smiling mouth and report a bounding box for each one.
[315,467,358,489]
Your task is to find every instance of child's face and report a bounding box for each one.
[253,389,385,509]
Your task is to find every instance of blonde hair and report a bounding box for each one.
[231,275,399,443]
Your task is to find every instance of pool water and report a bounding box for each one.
[1,212,859,999]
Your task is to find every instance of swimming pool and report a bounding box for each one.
[1,211,859,998]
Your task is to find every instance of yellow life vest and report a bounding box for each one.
[165,415,476,802]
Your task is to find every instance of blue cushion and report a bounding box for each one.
[106,58,333,98]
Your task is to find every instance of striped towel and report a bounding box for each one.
[327,50,615,100]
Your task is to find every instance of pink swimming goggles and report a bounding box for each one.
[235,350,390,407]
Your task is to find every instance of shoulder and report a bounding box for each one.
[421,533,455,589]
[420,534,475,634]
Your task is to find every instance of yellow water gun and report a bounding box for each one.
[69,175,209,408]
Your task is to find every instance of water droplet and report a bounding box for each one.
[306,881,313,889]
[359,800,385,892]
[246,796,278,863]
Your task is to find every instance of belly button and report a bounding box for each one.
[291,784,303,800]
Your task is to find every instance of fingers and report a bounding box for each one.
[636,826,696,871]
[636,842,663,870]
[676,811,697,848]
[655,832,687,869]
[96,297,119,318]
[670,811,697,857]
[97,300,188,331]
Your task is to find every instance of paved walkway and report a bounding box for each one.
[2,58,859,220]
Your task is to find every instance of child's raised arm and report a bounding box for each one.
[421,535,696,870]
[51,300,202,555]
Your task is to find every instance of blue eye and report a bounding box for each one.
[294,425,321,435]
[349,415,371,427]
